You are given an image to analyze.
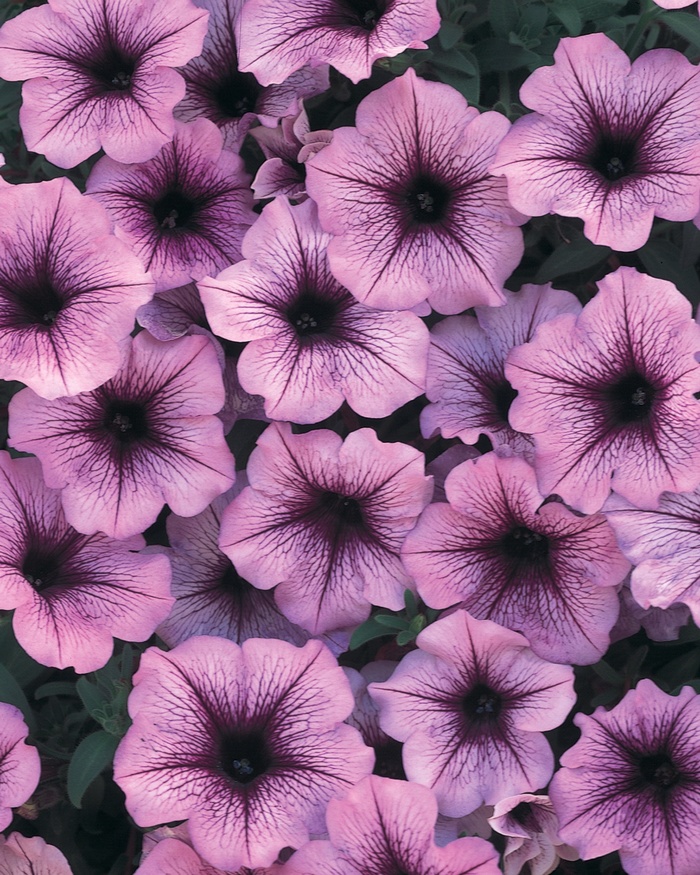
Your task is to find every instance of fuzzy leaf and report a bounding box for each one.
[67,731,119,809]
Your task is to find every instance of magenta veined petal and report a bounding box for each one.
[0,705,41,832]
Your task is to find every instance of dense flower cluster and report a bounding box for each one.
[0,1,699,874]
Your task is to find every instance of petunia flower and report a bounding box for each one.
[305,68,525,314]
[136,283,268,430]
[402,452,627,664]
[490,34,700,251]
[421,284,581,456]
[238,0,440,86]
[86,119,256,294]
[153,484,324,650]
[506,267,700,514]
[0,706,40,831]
[488,795,578,875]
[176,0,329,151]
[0,452,172,672]
[198,197,428,423]
[135,835,284,875]
[611,582,691,644]
[284,776,500,875]
[550,679,700,875]
[369,610,576,816]
[251,104,332,202]
[9,331,236,540]
[0,0,209,168]
[0,834,72,875]
[0,178,153,400]
[220,421,432,635]
[114,636,374,871]
[605,489,700,625]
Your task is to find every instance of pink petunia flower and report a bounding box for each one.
[490,33,700,251]
[305,69,525,314]
[506,267,700,514]
[0,706,40,832]
[198,197,428,423]
[237,0,440,86]
[153,484,323,650]
[86,119,255,294]
[421,284,581,456]
[135,835,284,875]
[0,452,172,672]
[220,422,432,635]
[0,0,209,168]
[611,582,691,644]
[0,834,72,875]
[176,0,329,151]
[488,795,578,875]
[490,34,700,251]
[402,452,627,664]
[0,178,153,400]
[9,331,236,540]
[550,679,700,875]
[369,610,576,816]
[605,488,700,624]
[136,283,268,430]
[114,636,374,871]
[284,776,500,875]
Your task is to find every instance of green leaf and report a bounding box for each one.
[438,19,464,51]
[35,682,80,700]
[403,589,418,619]
[396,630,416,646]
[489,0,518,38]
[550,1,582,35]
[373,613,409,631]
[67,731,119,809]
[0,663,35,733]
[76,678,109,718]
[656,648,700,687]
[571,0,626,19]
[660,11,700,50]
[591,660,623,685]
[431,47,478,76]
[637,238,700,308]
[534,236,611,282]
[517,2,548,38]
[349,619,393,650]
[472,38,541,72]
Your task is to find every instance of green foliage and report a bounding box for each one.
[349,590,440,650]
[67,731,120,809]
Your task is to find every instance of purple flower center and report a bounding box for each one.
[589,134,637,182]
[462,683,502,723]
[213,70,261,119]
[153,192,197,230]
[605,373,657,425]
[103,401,149,444]
[511,801,538,829]
[405,174,451,225]
[7,275,64,329]
[86,47,137,93]
[287,293,338,337]
[219,730,272,785]
[639,753,680,790]
[21,548,63,592]
[336,0,386,29]
[501,526,550,561]
[318,490,365,527]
